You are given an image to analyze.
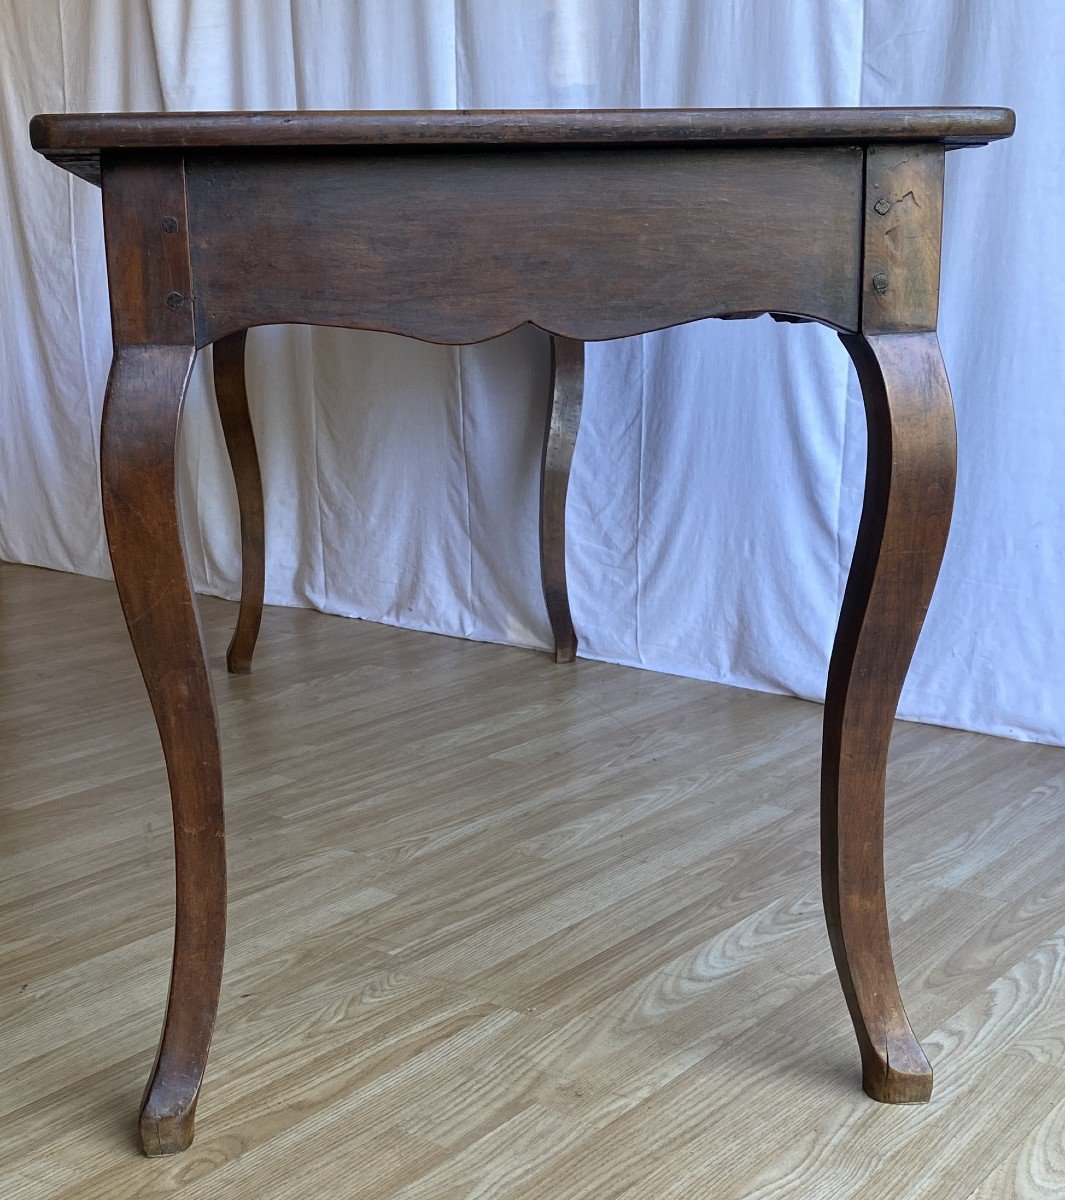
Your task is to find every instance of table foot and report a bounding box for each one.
[862,1043,934,1104]
[213,330,264,674]
[139,1103,196,1157]
[540,335,584,664]
[823,331,956,1105]
[102,344,227,1155]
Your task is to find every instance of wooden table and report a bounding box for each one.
[31,106,1014,1156]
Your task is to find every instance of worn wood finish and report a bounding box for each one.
[30,107,1013,1153]
[101,346,225,1156]
[825,330,957,1102]
[861,145,945,335]
[212,330,264,675]
[540,336,584,663]
[100,153,194,347]
[101,153,226,1156]
[187,147,863,344]
[30,106,1016,185]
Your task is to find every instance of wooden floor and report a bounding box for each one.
[2,561,1065,1199]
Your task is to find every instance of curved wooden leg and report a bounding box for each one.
[823,331,956,1103]
[213,329,265,674]
[102,345,227,1155]
[540,335,584,663]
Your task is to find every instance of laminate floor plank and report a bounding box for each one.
[1,562,1062,1198]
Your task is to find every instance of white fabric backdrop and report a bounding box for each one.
[1,1,1062,745]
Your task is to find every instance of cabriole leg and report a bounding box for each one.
[102,344,227,1154]
[540,335,584,663]
[823,330,956,1103]
[213,329,265,674]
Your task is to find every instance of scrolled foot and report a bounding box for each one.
[861,1035,933,1104]
[139,1096,197,1156]
[226,645,253,675]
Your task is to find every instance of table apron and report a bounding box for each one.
[183,146,866,346]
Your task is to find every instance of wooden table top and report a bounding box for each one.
[31,107,1015,185]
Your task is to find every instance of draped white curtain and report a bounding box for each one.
[1,1,1062,745]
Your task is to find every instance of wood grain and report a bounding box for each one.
[100,152,226,1157]
[1,562,1063,1198]
[100,345,225,1157]
[823,330,957,1103]
[212,330,264,675]
[186,147,864,343]
[100,153,194,347]
[861,144,945,335]
[540,336,584,663]
[29,107,1017,185]
[25,108,1018,1165]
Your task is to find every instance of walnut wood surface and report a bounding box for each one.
[861,145,945,335]
[825,330,957,1102]
[101,153,226,1156]
[30,106,1016,185]
[212,330,264,674]
[31,109,1012,1153]
[187,147,863,344]
[101,345,225,1155]
[100,153,193,346]
[540,337,584,663]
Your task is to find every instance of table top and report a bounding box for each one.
[32,107,1014,184]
